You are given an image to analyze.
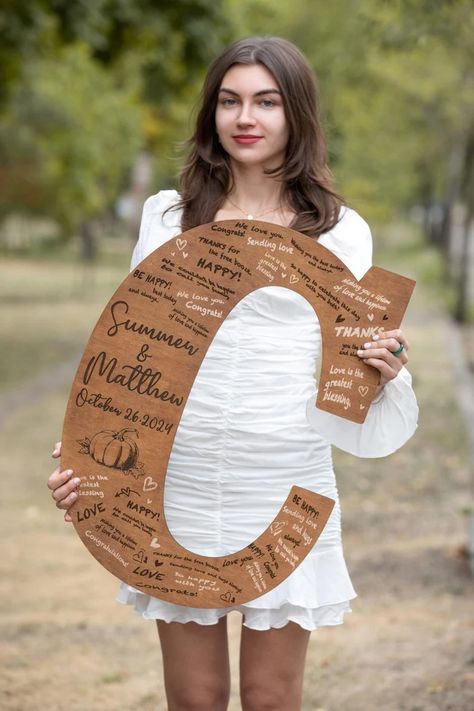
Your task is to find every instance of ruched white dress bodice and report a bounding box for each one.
[117,191,418,630]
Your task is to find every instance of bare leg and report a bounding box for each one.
[239,621,310,711]
[157,616,230,711]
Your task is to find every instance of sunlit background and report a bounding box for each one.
[1,2,473,710]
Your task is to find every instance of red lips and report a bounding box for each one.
[232,135,262,144]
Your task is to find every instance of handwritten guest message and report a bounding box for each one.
[61,220,415,607]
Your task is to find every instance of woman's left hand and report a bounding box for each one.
[357,328,409,389]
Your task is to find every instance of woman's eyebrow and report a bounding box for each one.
[218,88,282,97]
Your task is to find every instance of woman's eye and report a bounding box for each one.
[221,97,237,107]
[260,99,275,108]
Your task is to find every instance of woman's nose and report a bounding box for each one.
[237,102,256,126]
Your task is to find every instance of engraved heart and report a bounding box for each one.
[171,252,175,256]
[383,314,389,320]
[270,521,285,535]
[336,314,345,323]
[360,404,365,410]
[150,538,160,549]
[132,549,147,563]
[367,313,374,321]
[220,591,235,604]
[182,252,188,258]
[282,273,287,278]
[358,386,369,397]
[143,476,158,492]
[289,275,299,284]
[176,238,187,251]
[147,498,152,504]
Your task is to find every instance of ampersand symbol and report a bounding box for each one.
[136,344,152,362]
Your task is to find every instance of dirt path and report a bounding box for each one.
[0,355,81,431]
[1,235,473,710]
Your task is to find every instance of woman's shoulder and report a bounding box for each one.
[320,205,371,246]
[131,190,182,268]
[318,205,372,279]
[331,205,371,238]
[141,189,182,234]
[142,189,182,219]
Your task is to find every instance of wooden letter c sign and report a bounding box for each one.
[62,220,415,607]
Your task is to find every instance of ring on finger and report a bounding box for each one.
[391,342,404,356]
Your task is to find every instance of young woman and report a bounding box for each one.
[48,37,418,711]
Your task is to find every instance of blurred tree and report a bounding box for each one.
[453,122,473,322]
[0,45,142,259]
[359,0,473,229]
[0,0,233,254]
[0,0,230,107]
[358,0,474,319]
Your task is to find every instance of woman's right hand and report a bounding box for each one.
[47,441,81,522]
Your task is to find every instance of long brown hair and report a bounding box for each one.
[176,36,344,238]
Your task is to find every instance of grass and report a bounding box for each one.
[0,248,130,391]
[374,220,471,321]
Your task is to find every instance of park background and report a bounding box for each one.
[1,1,473,709]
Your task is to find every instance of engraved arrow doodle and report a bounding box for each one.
[115,487,139,498]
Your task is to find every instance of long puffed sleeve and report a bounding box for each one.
[306,367,418,457]
[306,206,419,457]
[130,190,182,270]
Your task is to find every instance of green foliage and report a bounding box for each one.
[0,44,142,235]
[0,0,472,255]
[0,1,231,105]
[0,0,233,239]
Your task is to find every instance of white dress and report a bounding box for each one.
[117,190,419,631]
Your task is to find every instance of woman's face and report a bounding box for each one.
[215,63,289,171]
